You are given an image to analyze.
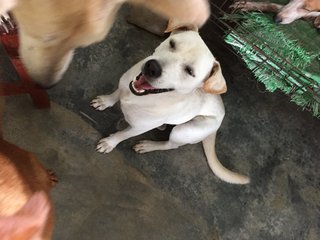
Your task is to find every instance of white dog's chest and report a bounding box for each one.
[119,90,217,127]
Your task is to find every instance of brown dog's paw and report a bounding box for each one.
[47,170,58,186]
[314,16,320,29]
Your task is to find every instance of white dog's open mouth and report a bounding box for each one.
[129,73,173,96]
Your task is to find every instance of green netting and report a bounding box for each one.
[224,12,320,117]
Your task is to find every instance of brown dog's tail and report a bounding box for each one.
[202,133,250,184]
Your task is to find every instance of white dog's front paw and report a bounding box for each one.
[91,95,113,111]
[96,137,116,153]
[133,140,157,153]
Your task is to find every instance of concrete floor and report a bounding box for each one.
[2,5,320,240]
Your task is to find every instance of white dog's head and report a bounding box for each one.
[129,30,227,96]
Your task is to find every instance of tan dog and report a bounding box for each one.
[0,0,210,87]
[92,30,250,184]
[0,139,56,239]
[274,0,320,26]
[231,0,320,28]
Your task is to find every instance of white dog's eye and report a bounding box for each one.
[169,39,176,49]
[185,66,195,77]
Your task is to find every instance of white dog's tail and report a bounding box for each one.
[202,133,250,184]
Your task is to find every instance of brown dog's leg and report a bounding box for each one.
[231,1,320,27]
[230,1,283,13]
[314,16,320,28]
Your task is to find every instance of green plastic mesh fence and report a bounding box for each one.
[224,12,320,117]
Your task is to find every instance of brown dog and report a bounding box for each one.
[0,139,56,239]
[0,0,210,87]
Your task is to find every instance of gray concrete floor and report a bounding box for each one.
[2,5,320,240]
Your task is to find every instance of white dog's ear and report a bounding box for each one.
[203,61,227,94]
[165,20,198,33]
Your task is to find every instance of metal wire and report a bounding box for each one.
[209,1,320,103]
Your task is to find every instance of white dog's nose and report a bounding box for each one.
[143,59,162,78]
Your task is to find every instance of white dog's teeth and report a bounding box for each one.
[131,82,145,93]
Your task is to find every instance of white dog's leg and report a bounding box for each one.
[97,126,151,153]
[91,90,120,111]
[134,116,221,153]
[133,140,178,153]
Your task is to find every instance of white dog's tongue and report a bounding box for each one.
[134,74,155,91]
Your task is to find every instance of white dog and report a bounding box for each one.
[91,30,249,184]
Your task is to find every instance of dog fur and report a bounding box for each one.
[91,30,250,184]
[0,139,56,239]
[231,0,320,28]
[0,0,210,87]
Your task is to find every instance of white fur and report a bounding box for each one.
[277,0,320,24]
[91,31,249,184]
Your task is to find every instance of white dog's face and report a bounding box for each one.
[129,31,221,96]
